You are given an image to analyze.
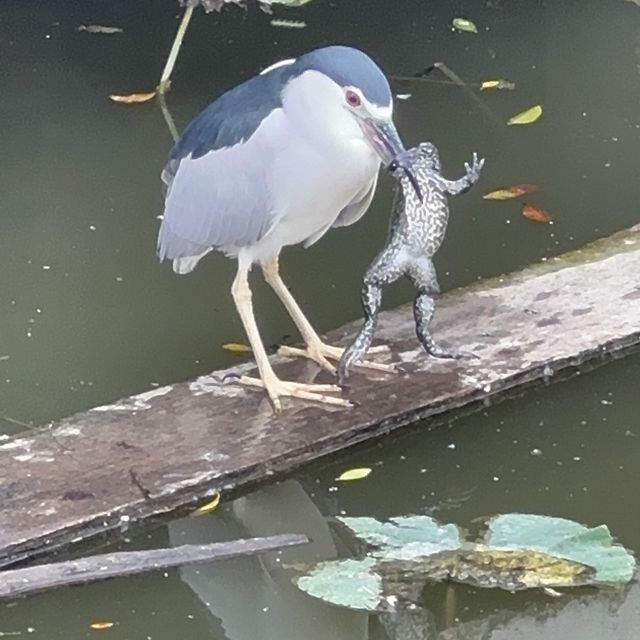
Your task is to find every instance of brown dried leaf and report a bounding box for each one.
[522,203,552,223]
[109,90,157,104]
[483,184,539,200]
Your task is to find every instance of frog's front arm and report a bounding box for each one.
[442,152,485,196]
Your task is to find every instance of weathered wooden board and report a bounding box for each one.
[0,534,308,599]
[2,229,640,568]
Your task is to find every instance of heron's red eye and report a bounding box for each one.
[345,90,361,107]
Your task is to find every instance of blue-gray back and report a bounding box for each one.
[162,46,391,186]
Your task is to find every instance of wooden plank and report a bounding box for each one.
[2,228,640,567]
[0,534,308,599]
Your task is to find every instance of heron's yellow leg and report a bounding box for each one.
[230,258,348,411]
[260,256,393,375]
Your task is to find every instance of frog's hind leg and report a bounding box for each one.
[407,258,465,359]
[337,249,405,386]
[262,256,395,378]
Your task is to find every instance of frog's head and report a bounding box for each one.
[387,148,423,200]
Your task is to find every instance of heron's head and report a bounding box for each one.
[279,46,410,172]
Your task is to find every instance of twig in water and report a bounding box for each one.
[129,469,151,500]
[0,414,32,429]
[430,62,500,125]
[158,92,180,143]
[393,62,500,125]
[157,5,195,94]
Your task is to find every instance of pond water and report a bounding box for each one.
[1,0,640,637]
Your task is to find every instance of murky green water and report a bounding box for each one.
[1,0,640,637]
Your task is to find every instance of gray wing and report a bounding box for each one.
[332,173,379,229]
[157,137,278,261]
[157,65,293,263]
[302,174,379,249]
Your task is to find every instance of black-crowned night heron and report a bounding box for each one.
[157,45,411,410]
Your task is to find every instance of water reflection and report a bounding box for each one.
[169,480,369,640]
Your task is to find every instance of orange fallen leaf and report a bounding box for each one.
[483,184,539,200]
[109,90,157,104]
[90,621,114,631]
[522,203,552,223]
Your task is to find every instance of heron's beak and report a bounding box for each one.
[362,118,422,200]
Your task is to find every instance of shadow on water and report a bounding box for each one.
[1,0,640,637]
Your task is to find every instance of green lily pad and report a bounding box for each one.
[296,558,381,611]
[296,513,635,611]
[338,515,461,559]
[486,514,636,583]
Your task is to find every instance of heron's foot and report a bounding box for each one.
[237,375,350,411]
[278,342,395,376]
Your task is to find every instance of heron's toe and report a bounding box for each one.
[277,345,337,375]
[236,374,350,411]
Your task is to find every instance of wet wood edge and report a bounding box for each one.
[0,534,308,599]
[2,227,640,569]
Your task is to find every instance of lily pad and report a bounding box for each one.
[338,515,461,557]
[297,513,635,611]
[486,513,635,583]
[297,558,381,611]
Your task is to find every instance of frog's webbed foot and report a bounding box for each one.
[464,152,485,185]
[423,341,479,361]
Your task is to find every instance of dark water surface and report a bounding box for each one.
[1,0,640,637]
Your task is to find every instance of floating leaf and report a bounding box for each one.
[270,18,307,28]
[452,17,478,33]
[481,79,515,91]
[109,90,157,104]
[339,515,461,557]
[297,558,381,611]
[483,184,539,200]
[297,513,635,611]
[77,25,123,34]
[508,104,543,125]
[486,513,636,583]
[190,493,221,517]
[222,342,252,353]
[336,467,372,482]
[90,621,114,630]
[522,203,552,223]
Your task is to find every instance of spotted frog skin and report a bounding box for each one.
[338,142,484,386]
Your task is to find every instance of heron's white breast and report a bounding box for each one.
[255,71,380,254]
